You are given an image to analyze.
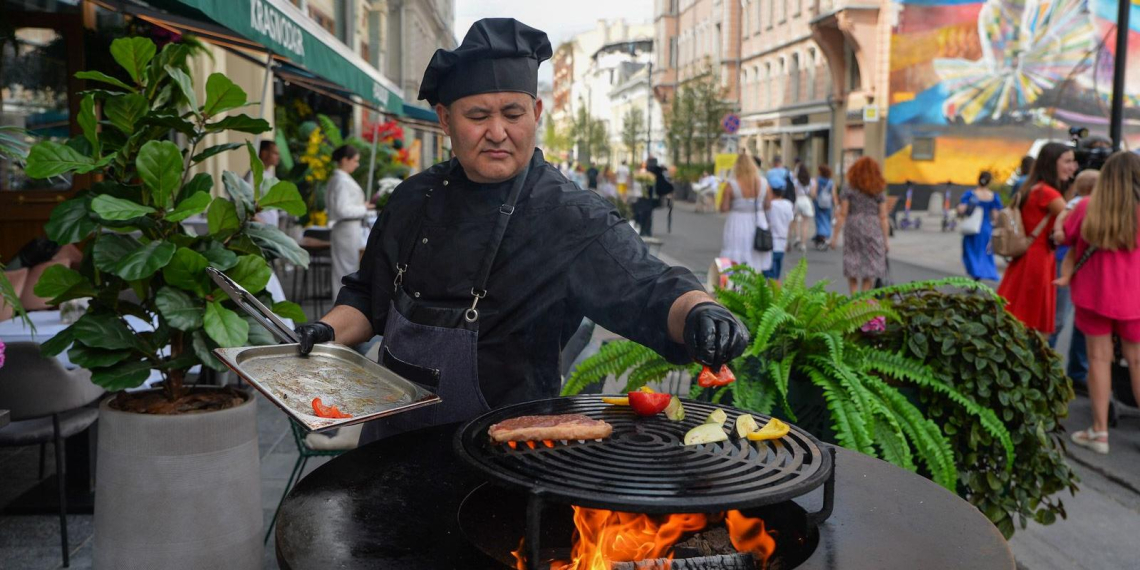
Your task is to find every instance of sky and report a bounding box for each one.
[453,0,655,85]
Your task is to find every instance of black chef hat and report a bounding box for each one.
[418,18,552,106]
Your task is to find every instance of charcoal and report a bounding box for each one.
[611,552,756,570]
[674,527,736,557]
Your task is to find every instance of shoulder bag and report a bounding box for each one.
[992,188,1049,258]
[746,179,773,252]
[958,197,983,236]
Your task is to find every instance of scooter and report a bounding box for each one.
[940,181,957,232]
[893,183,922,232]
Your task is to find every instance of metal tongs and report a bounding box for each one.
[206,267,300,345]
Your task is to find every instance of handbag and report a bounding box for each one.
[743,179,773,252]
[958,202,984,235]
[874,259,893,289]
[992,187,1050,258]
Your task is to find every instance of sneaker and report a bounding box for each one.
[1070,428,1109,454]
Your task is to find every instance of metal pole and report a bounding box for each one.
[255,50,275,149]
[365,119,380,199]
[1110,0,1130,150]
[646,61,653,162]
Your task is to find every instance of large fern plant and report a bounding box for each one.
[563,260,1013,491]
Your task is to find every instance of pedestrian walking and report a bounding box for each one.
[1008,155,1034,195]
[616,160,631,197]
[326,144,373,300]
[1049,170,1098,388]
[719,152,773,272]
[830,157,890,294]
[764,185,795,280]
[956,171,1004,281]
[996,142,1073,334]
[811,164,838,247]
[790,163,815,252]
[598,166,619,199]
[766,155,789,196]
[1062,151,1140,454]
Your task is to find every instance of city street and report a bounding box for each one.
[640,200,1140,570]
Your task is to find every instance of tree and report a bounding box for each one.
[620,107,646,164]
[542,119,572,156]
[690,62,731,164]
[570,104,609,166]
[664,85,698,166]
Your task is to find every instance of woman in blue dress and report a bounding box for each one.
[957,171,1003,281]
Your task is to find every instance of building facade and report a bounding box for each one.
[738,0,833,171]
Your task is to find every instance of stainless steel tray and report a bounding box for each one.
[214,343,441,432]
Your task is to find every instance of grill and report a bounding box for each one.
[454,396,835,569]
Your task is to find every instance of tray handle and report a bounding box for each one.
[206,267,300,344]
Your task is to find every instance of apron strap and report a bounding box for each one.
[466,154,533,322]
[394,159,463,290]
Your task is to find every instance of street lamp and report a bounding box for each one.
[646,60,653,163]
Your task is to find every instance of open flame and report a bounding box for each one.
[511,507,775,570]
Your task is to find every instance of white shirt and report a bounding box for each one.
[616,165,631,184]
[767,198,796,252]
[326,169,368,226]
[696,174,719,192]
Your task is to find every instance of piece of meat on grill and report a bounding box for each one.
[488,414,613,443]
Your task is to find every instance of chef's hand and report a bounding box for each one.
[683,302,749,369]
[295,321,335,355]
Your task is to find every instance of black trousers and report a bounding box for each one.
[634,197,657,237]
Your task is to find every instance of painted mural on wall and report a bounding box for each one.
[886,0,1140,185]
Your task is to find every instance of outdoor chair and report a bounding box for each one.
[0,342,105,568]
[264,420,360,544]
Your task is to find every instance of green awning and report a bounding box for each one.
[164,0,404,113]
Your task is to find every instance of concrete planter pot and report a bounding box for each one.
[94,389,261,570]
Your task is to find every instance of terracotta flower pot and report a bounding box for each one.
[93,388,261,569]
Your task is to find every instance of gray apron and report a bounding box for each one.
[361,160,531,444]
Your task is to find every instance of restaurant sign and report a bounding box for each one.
[249,0,304,59]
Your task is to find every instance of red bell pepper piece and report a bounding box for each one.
[312,397,352,419]
[627,391,672,416]
[698,365,736,388]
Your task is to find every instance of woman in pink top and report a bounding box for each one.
[1063,152,1140,454]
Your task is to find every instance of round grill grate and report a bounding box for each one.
[454,396,833,514]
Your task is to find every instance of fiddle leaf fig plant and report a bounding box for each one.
[25,36,309,404]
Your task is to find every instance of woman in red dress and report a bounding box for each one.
[997,143,1074,334]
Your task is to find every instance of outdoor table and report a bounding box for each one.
[275,422,1015,570]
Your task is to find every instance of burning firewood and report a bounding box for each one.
[610,552,756,570]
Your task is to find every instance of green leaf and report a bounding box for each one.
[271,301,307,323]
[78,94,100,155]
[198,241,238,270]
[202,73,247,117]
[31,265,95,303]
[91,360,152,391]
[25,141,94,178]
[246,141,264,200]
[204,301,249,348]
[75,70,133,91]
[246,222,310,268]
[73,313,137,350]
[104,93,148,134]
[221,171,253,219]
[164,65,198,110]
[110,37,156,84]
[163,247,210,295]
[229,255,271,294]
[166,191,211,222]
[136,140,184,208]
[191,143,243,164]
[40,325,75,357]
[259,180,306,216]
[155,287,204,331]
[191,330,228,372]
[44,197,96,244]
[206,197,241,237]
[275,128,293,171]
[243,315,277,346]
[184,172,214,197]
[143,112,196,137]
[205,114,271,134]
[91,194,156,221]
[112,240,176,281]
[67,345,131,368]
[92,234,141,272]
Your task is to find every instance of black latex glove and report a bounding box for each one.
[683,302,749,369]
[295,321,335,355]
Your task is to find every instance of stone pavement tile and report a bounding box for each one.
[1062,396,1140,495]
[0,514,93,570]
[1008,459,1140,570]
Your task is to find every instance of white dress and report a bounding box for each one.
[719,178,772,271]
[793,179,815,218]
[326,169,368,300]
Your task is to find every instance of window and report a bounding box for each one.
[768,0,774,28]
[1,26,73,192]
[361,41,370,65]
[780,0,787,22]
[807,48,817,99]
[790,53,800,101]
[309,7,336,35]
[778,57,785,107]
[743,0,750,36]
[795,0,802,16]
[912,137,935,161]
[765,62,772,109]
[670,37,678,67]
[845,42,862,92]
[756,0,764,33]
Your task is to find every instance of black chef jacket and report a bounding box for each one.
[335,149,704,408]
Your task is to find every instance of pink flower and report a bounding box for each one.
[861,316,887,333]
[0,339,6,369]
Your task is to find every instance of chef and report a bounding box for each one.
[294,18,748,443]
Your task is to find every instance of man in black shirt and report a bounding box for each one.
[294,18,747,441]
